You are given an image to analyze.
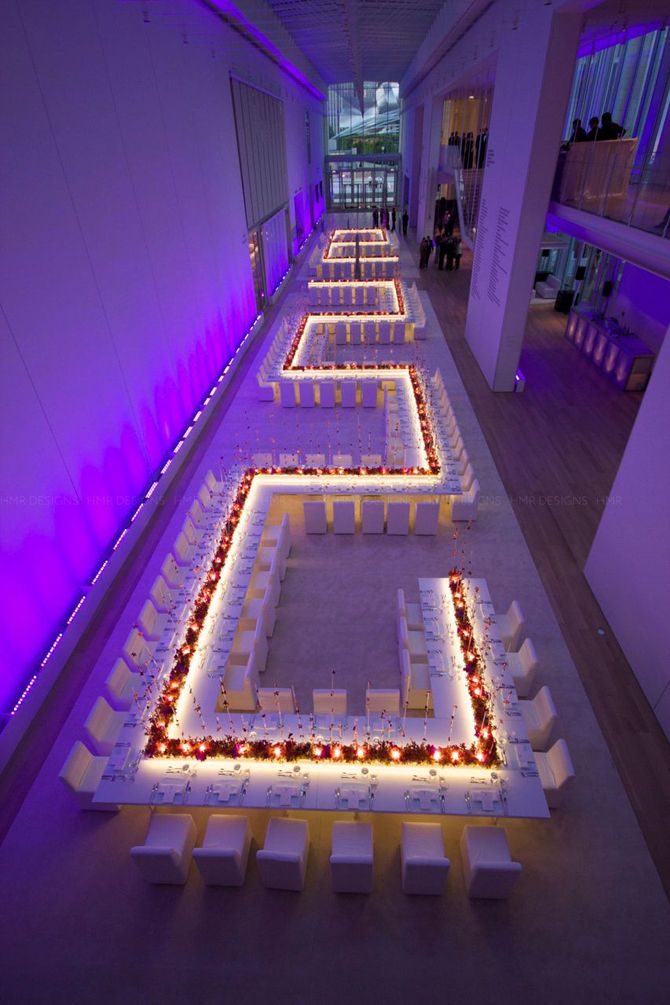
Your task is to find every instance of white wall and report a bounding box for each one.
[585,330,670,738]
[0,0,323,710]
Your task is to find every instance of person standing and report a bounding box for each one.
[445,234,456,271]
[419,236,430,269]
[569,118,587,143]
[453,235,463,270]
[600,112,626,140]
[585,116,601,142]
[391,207,397,232]
[372,205,379,227]
[438,232,448,270]
[402,207,409,236]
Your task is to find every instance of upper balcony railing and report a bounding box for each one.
[552,140,670,239]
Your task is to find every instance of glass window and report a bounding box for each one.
[327,82,400,155]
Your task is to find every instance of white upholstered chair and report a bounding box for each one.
[280,381,296,407]
[305,453,326,468]
[58,741,118,811]
[366,687,401,715]
[105,658,139,710]
[519,686,558,751]
[451,480,480,522]
[535,738,575,808]
[131,814,197,884]
[397,588,423,631]
[506,638,539,698]
[84,697,126,756]
[398,614,428,663]
[298,380,315,407]
[333,499,356,534]
[362,381,378,408]
[460,826,522,899]
[223,653,260,711]
[361,499,384,533]
[257,687,297,714]
[387,500,410,535]
[341,381,357,407]
[360,454,382,468]
[496,600,525,651]
[332,453,353,468]
[160,553,186,590]
[330,822,374,893]
[261,513,291,561]
[304,499,327,534]
[318,381,335,407]
[400,648,432,710]
[257,818,309,891]
[193,815,251,886]
[401,822,450,895]
[149,574,177,615]
[414,500,439,535]
[137,598,169,642]
[313,689,347,716]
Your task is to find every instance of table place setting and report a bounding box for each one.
[266,780,309,808]
[334,783,373,811]
[151,776,192,805]
[404,787,445,812]
[205,777,249,806]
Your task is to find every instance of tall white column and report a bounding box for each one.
[465,7,582,390]
[416,95,444,243]
[585,330,670,738]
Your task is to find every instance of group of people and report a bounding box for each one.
[446,128,488,169]
[372,205,409,236]
[419,211,463,271]
[567,112,626,144]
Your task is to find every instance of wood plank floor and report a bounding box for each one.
[416,244,670,896]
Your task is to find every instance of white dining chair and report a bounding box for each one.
[304,499,328,534]
[257,687,297,714]
[137,598,169,642]
[451,480,480,522]
[121,627,155,675]
[261,513,291,561]
[361,499,384,534]
[58,741,119,811]
[280,381,296,407]
[160,553,186,590]
[193,815,251,887]
[401,822,450,895]
[400,648,432,710]
[341,381,357,407]
[83,697,126,757]
[398,614,428,663]
[360,454,382,468]
[333,499,356,534]
[239,590,276,639]
[173,530,195,567]
[252,452,273,468]
[414,500,440,535]
[397,588,423,631]
[255,544,287,582]
[496,601,526,652]
[257,818,309,891]
[362,381,378,408]
[318,381,335,407]
[231,620,268,675]
[460,826,522,900]
[313,689,347,716]
[131,814,197,885]
[387,500,410,535]
[279,452,299,468]
[149,574,176,615]
[305,453,326,468]
[366,687,401,715]
[105,658,139,710]
[330,822,374,893]
[535,738,575,809]
[223,652,260,711]
[298,380,315,407]
[332,453,353,468]
[506,638,539,698]
[519,686,558,750]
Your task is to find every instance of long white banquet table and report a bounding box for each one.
[94,576,549,819]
